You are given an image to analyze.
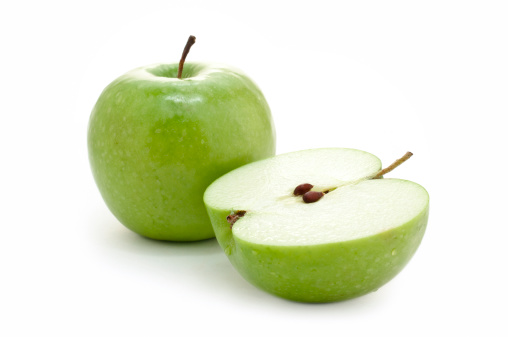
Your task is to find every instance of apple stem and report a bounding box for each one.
[373,152,413,179]
[177,35,196,79]
[293,151,414,203]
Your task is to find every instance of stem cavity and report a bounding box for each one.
[227,210,247,229]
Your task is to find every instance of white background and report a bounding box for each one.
[1,1,507,336]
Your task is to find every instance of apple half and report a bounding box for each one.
[204,148,429,302]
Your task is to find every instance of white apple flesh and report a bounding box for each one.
[204,148,429,302]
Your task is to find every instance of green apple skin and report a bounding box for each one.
[88,62,276,241]
[205,183,429,303]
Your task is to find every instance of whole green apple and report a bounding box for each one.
[204,148,428,302]
[88,39,275,241]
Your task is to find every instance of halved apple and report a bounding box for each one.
[204,148,429,302]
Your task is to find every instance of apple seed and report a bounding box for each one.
[294,183,314,196]
[302,191,324,203]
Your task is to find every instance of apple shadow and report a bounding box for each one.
[87,208,222,256]
[88,210,394,311]
[103,226,223,257]
[87,210,252,290]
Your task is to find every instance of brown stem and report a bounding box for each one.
[292,151,414,204]
[177,35,196,79]
[373,152,413,179]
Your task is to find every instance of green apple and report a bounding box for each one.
[88,37,276,241]
[204,148,429,302]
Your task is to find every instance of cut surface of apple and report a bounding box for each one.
[204,148,429,302]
